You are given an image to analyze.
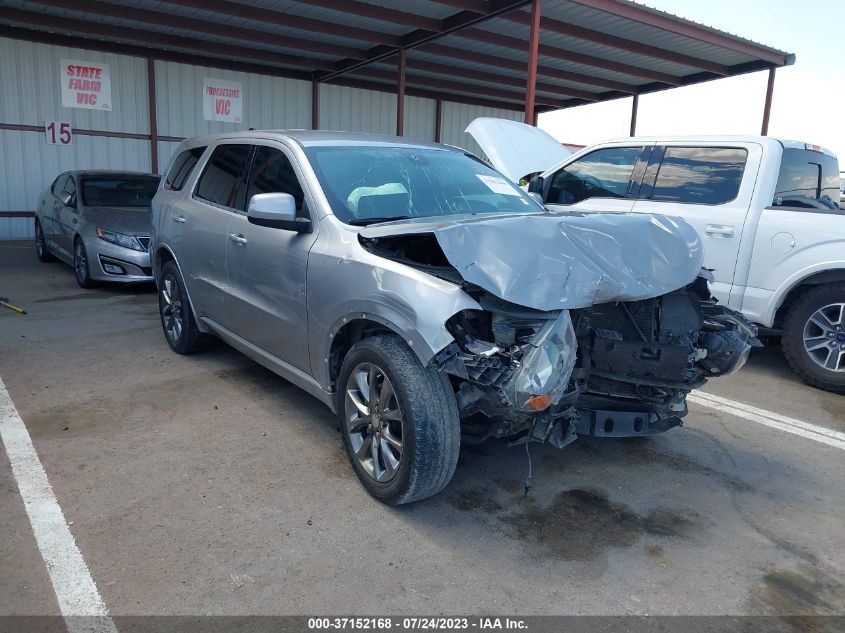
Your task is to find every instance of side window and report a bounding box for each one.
[547,147,641,205]
[63,176,77,206]
[774,148,841,211]
[649,147,747,205]
[245,145,305,213]
[165,146,207,191]
[51,174,68,196]
[194,144,252,211]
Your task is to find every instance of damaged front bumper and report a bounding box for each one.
[434,274,759,448]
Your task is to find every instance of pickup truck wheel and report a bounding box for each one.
[337,335,460,505]
[782,283,845,393]
[158,260,208,354]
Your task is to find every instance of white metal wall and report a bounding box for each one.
[0,36,523,239]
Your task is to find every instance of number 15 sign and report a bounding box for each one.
[45,121,73,145]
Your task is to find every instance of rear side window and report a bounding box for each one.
[245,145,305,212]
[165,146,206,191]
[547,147,641,205]
[649,147,747,205]
[774,148,841,210]
[194,144,252,211]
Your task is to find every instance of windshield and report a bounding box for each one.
[81,175,160,207]
[304,146,539,224]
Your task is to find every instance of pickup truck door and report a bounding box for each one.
[542,144,651,214]
[631,142,763,305]
[224,142,317,372]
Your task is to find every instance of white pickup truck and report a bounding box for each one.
[468,119,845,393]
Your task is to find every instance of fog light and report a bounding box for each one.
[103,262,125,275]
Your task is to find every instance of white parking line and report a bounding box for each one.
[0,378,117,633]
[689,391,845,451]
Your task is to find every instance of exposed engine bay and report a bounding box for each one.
[360,228,759,449]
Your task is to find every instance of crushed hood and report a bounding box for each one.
[360,212,704,311]
[465,117,572,182]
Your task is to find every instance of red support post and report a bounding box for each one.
[629,93,638,136]
[434,97,442,142]
[761,67,776,136]
[397,47,406,136]
[311,77,319,130]
[147,57,158,173]
[524,0,541,125]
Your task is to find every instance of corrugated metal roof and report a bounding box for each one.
[0,0,793,113]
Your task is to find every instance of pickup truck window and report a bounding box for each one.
[648,147,746,205]
[773,148,841,211]
[547,147,641,205]
[194,144,252,211]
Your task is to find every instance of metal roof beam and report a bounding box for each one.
[1,8,337,71]
[286,0,442,32]
[567,0,788,66]
[25,0,369,60]
[154,0,401,46]
[458,27,682,84]
[502,10,730,74]
[317,0,530,82]
[428,0,491,13]
[421,43,637,93]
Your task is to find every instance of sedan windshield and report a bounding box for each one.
[304,146,539,224]
[80,175,160,207]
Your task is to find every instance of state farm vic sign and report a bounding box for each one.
[60,59,112,111]
[202,78,243,123]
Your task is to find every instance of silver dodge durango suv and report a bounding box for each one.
[150,131,757,505]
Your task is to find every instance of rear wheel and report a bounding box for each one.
[34,221,56,262]
[158,260,207,354]
[782,283,845,393]
[74,238,95,288]
[337,335,460,505]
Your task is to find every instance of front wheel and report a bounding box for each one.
[337,335,460,505]
[74,238,95,288]
[782,283,845,393]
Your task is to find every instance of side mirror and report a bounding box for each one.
[527,175,544,196]
[247,193,311,232]
[60,192,74,207]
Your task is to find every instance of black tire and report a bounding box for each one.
[158,260,208,354]
[782,283,845,394]
[337,335,460,505]
[34,220,56,262]
[73,237,96,288]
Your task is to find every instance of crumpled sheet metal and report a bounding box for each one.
[370,213,704,312]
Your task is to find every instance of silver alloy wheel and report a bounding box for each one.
[160,274,184,343]
[74,240,87,282]
[344,362,404,483]
[803,302,845,372]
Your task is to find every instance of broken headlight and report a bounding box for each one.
[509,310,577,412]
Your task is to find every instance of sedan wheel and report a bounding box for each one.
[35,222,55,262]
[344,362,404,483]
[74,239,95,288]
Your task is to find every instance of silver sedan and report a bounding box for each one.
[34,170,159,287]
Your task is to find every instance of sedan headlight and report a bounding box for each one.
[509,310,577,412]
[96,227,144,251]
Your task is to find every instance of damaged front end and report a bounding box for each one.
[358,212,759,450]
[434,275,758,448]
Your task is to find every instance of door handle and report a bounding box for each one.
[172,215,186,223]
[705,224,734,238]
[228,233,248,245]
[72,217,78,224]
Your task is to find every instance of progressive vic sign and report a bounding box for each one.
[60,59,112,111]
[203,78,243,123]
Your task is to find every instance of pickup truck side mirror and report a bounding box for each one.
[247,193,311,233]
[527,175,544,197]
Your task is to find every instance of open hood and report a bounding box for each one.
[360,212,704,311]
[465,117,572,183]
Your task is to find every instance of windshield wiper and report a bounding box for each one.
[347,215,412,226]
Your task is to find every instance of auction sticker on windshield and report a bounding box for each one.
[476,174,520,195]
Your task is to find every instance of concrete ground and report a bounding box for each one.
[1,240,844,623]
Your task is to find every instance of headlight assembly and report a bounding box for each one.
[96,227,144,252]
